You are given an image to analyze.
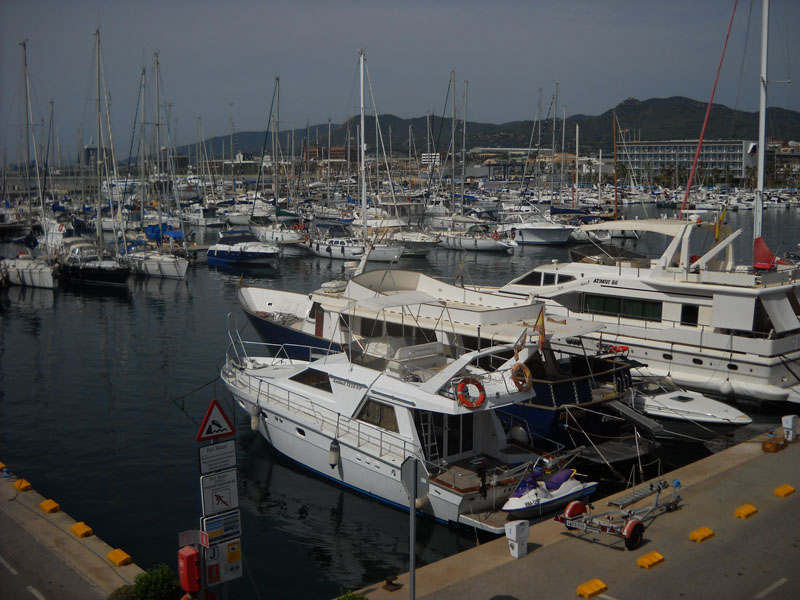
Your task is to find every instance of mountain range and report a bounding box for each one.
[186,96,800,160]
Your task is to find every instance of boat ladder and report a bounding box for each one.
[608,480,669,509]
[420,419,440,463]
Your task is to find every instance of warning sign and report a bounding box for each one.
[201,469,239,517]
[196,398,235,441]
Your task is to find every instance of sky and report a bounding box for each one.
[1,0,798,162]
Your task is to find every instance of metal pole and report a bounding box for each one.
[409,460,416,600]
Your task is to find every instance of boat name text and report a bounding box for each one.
[330,376,366,390]
[593,278,619,285]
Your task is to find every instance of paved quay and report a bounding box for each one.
[0,462,143,599]
[358,430,799,600]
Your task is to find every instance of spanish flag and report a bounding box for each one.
[714,205,727,242]
[534,307,545,349]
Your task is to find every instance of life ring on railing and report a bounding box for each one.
[304,232,310,242]
[492,231,500,241]
[511,362,533,392]
[293,223,300,230]
[610,345,629,354]
[58,223,64,231]
[456,377,486,409]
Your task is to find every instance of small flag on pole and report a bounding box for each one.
[534,307,546,349]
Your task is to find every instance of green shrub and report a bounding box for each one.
[109,563,182,600]
[336,591,368,600]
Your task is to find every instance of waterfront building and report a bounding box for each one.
[622,139,757,186]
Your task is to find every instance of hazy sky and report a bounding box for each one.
[2,0,798,160]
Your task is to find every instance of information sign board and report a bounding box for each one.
[204,538,242,586]
[198,439,237,475]
[201,509,241,545]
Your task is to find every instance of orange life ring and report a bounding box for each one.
[456,377,486,409]
[610,345,629,354]
[511,362,533,392]
[293,223,300,230]
[492,231,500,241]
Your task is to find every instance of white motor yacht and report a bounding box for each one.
[221,335,546,533]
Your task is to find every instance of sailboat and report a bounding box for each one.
[304,50,404,263]
[58,30,130,288]
[1,40,59,289]
[126,55,189,280]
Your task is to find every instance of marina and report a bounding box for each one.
[1,203,798,598]
[2,3,799,596]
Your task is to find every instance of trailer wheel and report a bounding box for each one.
[623,519,644,550]
[563,501,586,530]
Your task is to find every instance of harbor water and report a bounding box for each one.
[1,205,797,598]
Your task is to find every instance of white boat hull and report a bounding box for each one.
[2,256,57,289]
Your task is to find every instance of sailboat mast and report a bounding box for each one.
[450,71,455,214]
[19,40,32,227]
[613,111,618,218]
[461,80,467,208]
[154,52,164,252]
[574,123,579,208]
[360,49,367,242]
[754,0,768,243]
[95,29,104,250]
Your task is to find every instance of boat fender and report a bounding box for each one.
[492,231,500,241]
[511,363,533,393]
[329,439,341,468]
[456,377,486,409]
[720,380,733,396]
[250,405,260,431]
[414,495,430,510]
[610,345,629,354]
[508,425,530,446]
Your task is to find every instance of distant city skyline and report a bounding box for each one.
[1,0,798,160]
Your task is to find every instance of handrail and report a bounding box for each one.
[225,354,415,459]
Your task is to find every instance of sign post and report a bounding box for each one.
[180,398,242,600]
[401,457,427,600]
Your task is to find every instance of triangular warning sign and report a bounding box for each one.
[196,398,236,441]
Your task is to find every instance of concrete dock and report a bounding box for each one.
[0,463,143,599]
[358,431,799,600]
[2,429,797,599]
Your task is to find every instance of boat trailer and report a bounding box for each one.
[553,479,681,550]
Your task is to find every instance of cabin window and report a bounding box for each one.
[584,293,661,322]
[557,274,575,284]
[542,273,556,285]
[663,353,673,360]
[289,368,333,393]
[680,305,699,327]
[356,398,399,433]
[358,316,382,338]
[692,358,703,365]
[513,272,542,286]
[727,364,739,371]
[309,302,320,319]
